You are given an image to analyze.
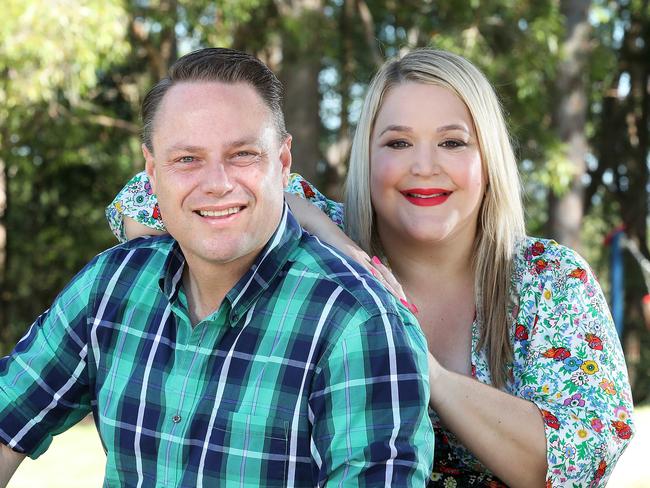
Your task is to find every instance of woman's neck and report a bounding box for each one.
[379,228,476,289]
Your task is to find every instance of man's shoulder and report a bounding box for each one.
[87,235,174,279]
[288,233,405,320]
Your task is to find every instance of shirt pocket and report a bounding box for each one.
[208,411,290,485]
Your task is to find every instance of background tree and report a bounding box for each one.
[0,0,130,349]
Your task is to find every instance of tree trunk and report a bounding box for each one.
[278,1,324,186]
[547,0,592,251]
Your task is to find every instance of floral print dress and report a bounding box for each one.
[107,172,635,487]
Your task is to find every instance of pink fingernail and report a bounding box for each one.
[370,268,379,278]
[371,256,382,266]
[400,298,418,314]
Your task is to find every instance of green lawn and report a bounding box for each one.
[8,418,105,488]
[9,407,650,487]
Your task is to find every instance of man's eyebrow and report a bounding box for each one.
[166,144,206,154]
[228,138,262,148]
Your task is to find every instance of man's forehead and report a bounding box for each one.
[151,81,280,149]
[160,81,267,112]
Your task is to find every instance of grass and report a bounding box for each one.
[8,407,650,487]
[8,418,105,488]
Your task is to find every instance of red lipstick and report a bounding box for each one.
[400,188,451,207]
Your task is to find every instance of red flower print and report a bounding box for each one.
[299,180,316,199]
[590,459,607,487]
[152,203,162,221]
[487,481,508,488]
[611,420,633,439]
[531,241,545,256]
[541,409,560,429]
[515,324,528,341]
[568,267,588,283]
[542,347,570,361]
[585,333,603,351]
[590,417,604,433]
[535,259,548,273]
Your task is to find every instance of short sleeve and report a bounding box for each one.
[511,239,634,487]
[105,171,166,242]
[286,173,345,230]
[0,260,98,458]
[308,309,434,486]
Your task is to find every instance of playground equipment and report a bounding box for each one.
[606,226,650,335]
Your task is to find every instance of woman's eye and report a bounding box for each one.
[440,140,466,148]
[387,140,411,149]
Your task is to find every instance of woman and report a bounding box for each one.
[107,49,634,487]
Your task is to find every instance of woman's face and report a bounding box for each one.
[370,82,485,249]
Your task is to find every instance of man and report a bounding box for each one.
[0,48,433,486]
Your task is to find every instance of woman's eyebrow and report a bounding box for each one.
[437,124,470,134]
[378,125,413,136]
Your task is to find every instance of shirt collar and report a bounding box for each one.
[159,201,302,325]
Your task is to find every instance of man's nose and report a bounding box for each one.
[200,160,235,195]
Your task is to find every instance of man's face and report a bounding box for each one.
[143,81,291,272]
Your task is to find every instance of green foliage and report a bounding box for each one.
[0,0,128,106]
[0,0,135,352]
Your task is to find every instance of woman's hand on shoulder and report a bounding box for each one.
[124,216,168,240]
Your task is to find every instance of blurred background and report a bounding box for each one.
[1,0,649,485]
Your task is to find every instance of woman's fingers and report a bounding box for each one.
[370,256,418,314]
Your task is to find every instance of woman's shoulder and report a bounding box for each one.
[512,236,592,285]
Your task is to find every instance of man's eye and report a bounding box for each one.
[177,156,196,163]
[439,140,466,148]
[230,151,260,166]
[387,140,411,149]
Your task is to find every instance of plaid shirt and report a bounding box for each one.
[0,205,433,487]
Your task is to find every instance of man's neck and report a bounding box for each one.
[181,253,257,326]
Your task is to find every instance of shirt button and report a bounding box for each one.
[172,414,181,423]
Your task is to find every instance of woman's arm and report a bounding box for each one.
[428,355,547,487]
[430,240,634,487]
[105,171,165,242]
[108,172,412,306]
[123,217,167,240]
[285,193,371,266]
[285,193,410,306]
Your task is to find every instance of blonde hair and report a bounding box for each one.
[345,49,525,387]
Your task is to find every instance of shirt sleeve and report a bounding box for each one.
[512,240,634,487]
[308,308,434,486]
[105,171,166,243]
[0,260,97,458]
[286,173,345,230]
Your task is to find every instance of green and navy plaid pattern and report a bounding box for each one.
[0,205,433,487]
